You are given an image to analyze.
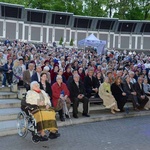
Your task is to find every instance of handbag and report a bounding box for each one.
[55,99,63,111]
[11,83,18,92]
[13,73,21,80]
[55,98,71,111]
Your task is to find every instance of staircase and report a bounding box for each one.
[1,83,150,137]
[0,86,21,137]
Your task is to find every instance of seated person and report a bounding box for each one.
[53,68,66,84]
[2,57,13,87]
[111,76,127,112]
[26,81,60,140]
[143,78,150,110]
[123,75,139,110]
[39,72,52,105]
[69,74,90,118]
[134,77,149,110]
[67,69,78,89]
[23,63,35,91]
[84,68,98,98]
[51,75,71,121]
[143,78,150,96]
[31,65,42,82]
[99,77,120,114]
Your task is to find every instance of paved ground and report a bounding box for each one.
[1,116,150,150]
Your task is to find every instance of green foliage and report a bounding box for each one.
[83,0,107,17]
[0,0,150,20]
[70,39,74,46]
[59,37,63,45]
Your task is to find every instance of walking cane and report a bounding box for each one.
[62,99,72,125]
[60,90,72,124]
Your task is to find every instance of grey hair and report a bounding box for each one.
[56,75,62,80]
[129,71,134,75]
[104,76,109,82]
[73,74,80,79]
[30,81,39,90]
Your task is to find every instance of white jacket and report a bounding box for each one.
[26,90,51,106]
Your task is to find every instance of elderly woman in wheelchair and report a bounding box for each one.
[17,81,60,143]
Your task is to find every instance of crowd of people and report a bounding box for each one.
[1,38,150,121]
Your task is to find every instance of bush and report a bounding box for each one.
[70,39,74,46]
[59,37,63,45]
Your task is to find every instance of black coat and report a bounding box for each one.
[84,75,98,93]
[69,80,86,99]
[123,81,135,96]
[39,81,52,98]
[95,77,103,88]
[111,83,127,102]
[134,82,149,107]
[134,82,145,98]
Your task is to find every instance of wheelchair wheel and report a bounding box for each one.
[31,135,40,144]
[17,111,28,137]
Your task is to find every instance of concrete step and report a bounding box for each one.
[0,103,133,122]
[1,109,150,137]
[86,102,133,113]
[0,108,21,121]
[0,87,11,92]
[0,99,21,109]
[0,120,17,137]
[0,92,18,99]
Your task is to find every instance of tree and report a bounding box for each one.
[83,0,107,17]
[0,0,149,20]
[70,38,74,46]
[112,0,150,20]
[138,0,150,20]
[59,37,63,45]
[66,0,84,15]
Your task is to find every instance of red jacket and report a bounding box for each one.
[51,82,70,107]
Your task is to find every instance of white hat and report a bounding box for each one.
[43,66,49,71]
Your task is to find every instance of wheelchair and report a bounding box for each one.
[17,98,50,144]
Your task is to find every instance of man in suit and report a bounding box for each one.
[134,77,149,109]
[31,65,42,82]
[123,75,139,110]
[23,63,35,91]
[84,68,98,98]
[69,74,90,118]
[67,69,79,89]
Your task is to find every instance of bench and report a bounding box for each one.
[77,96,103,113]
[88,97,103,113]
